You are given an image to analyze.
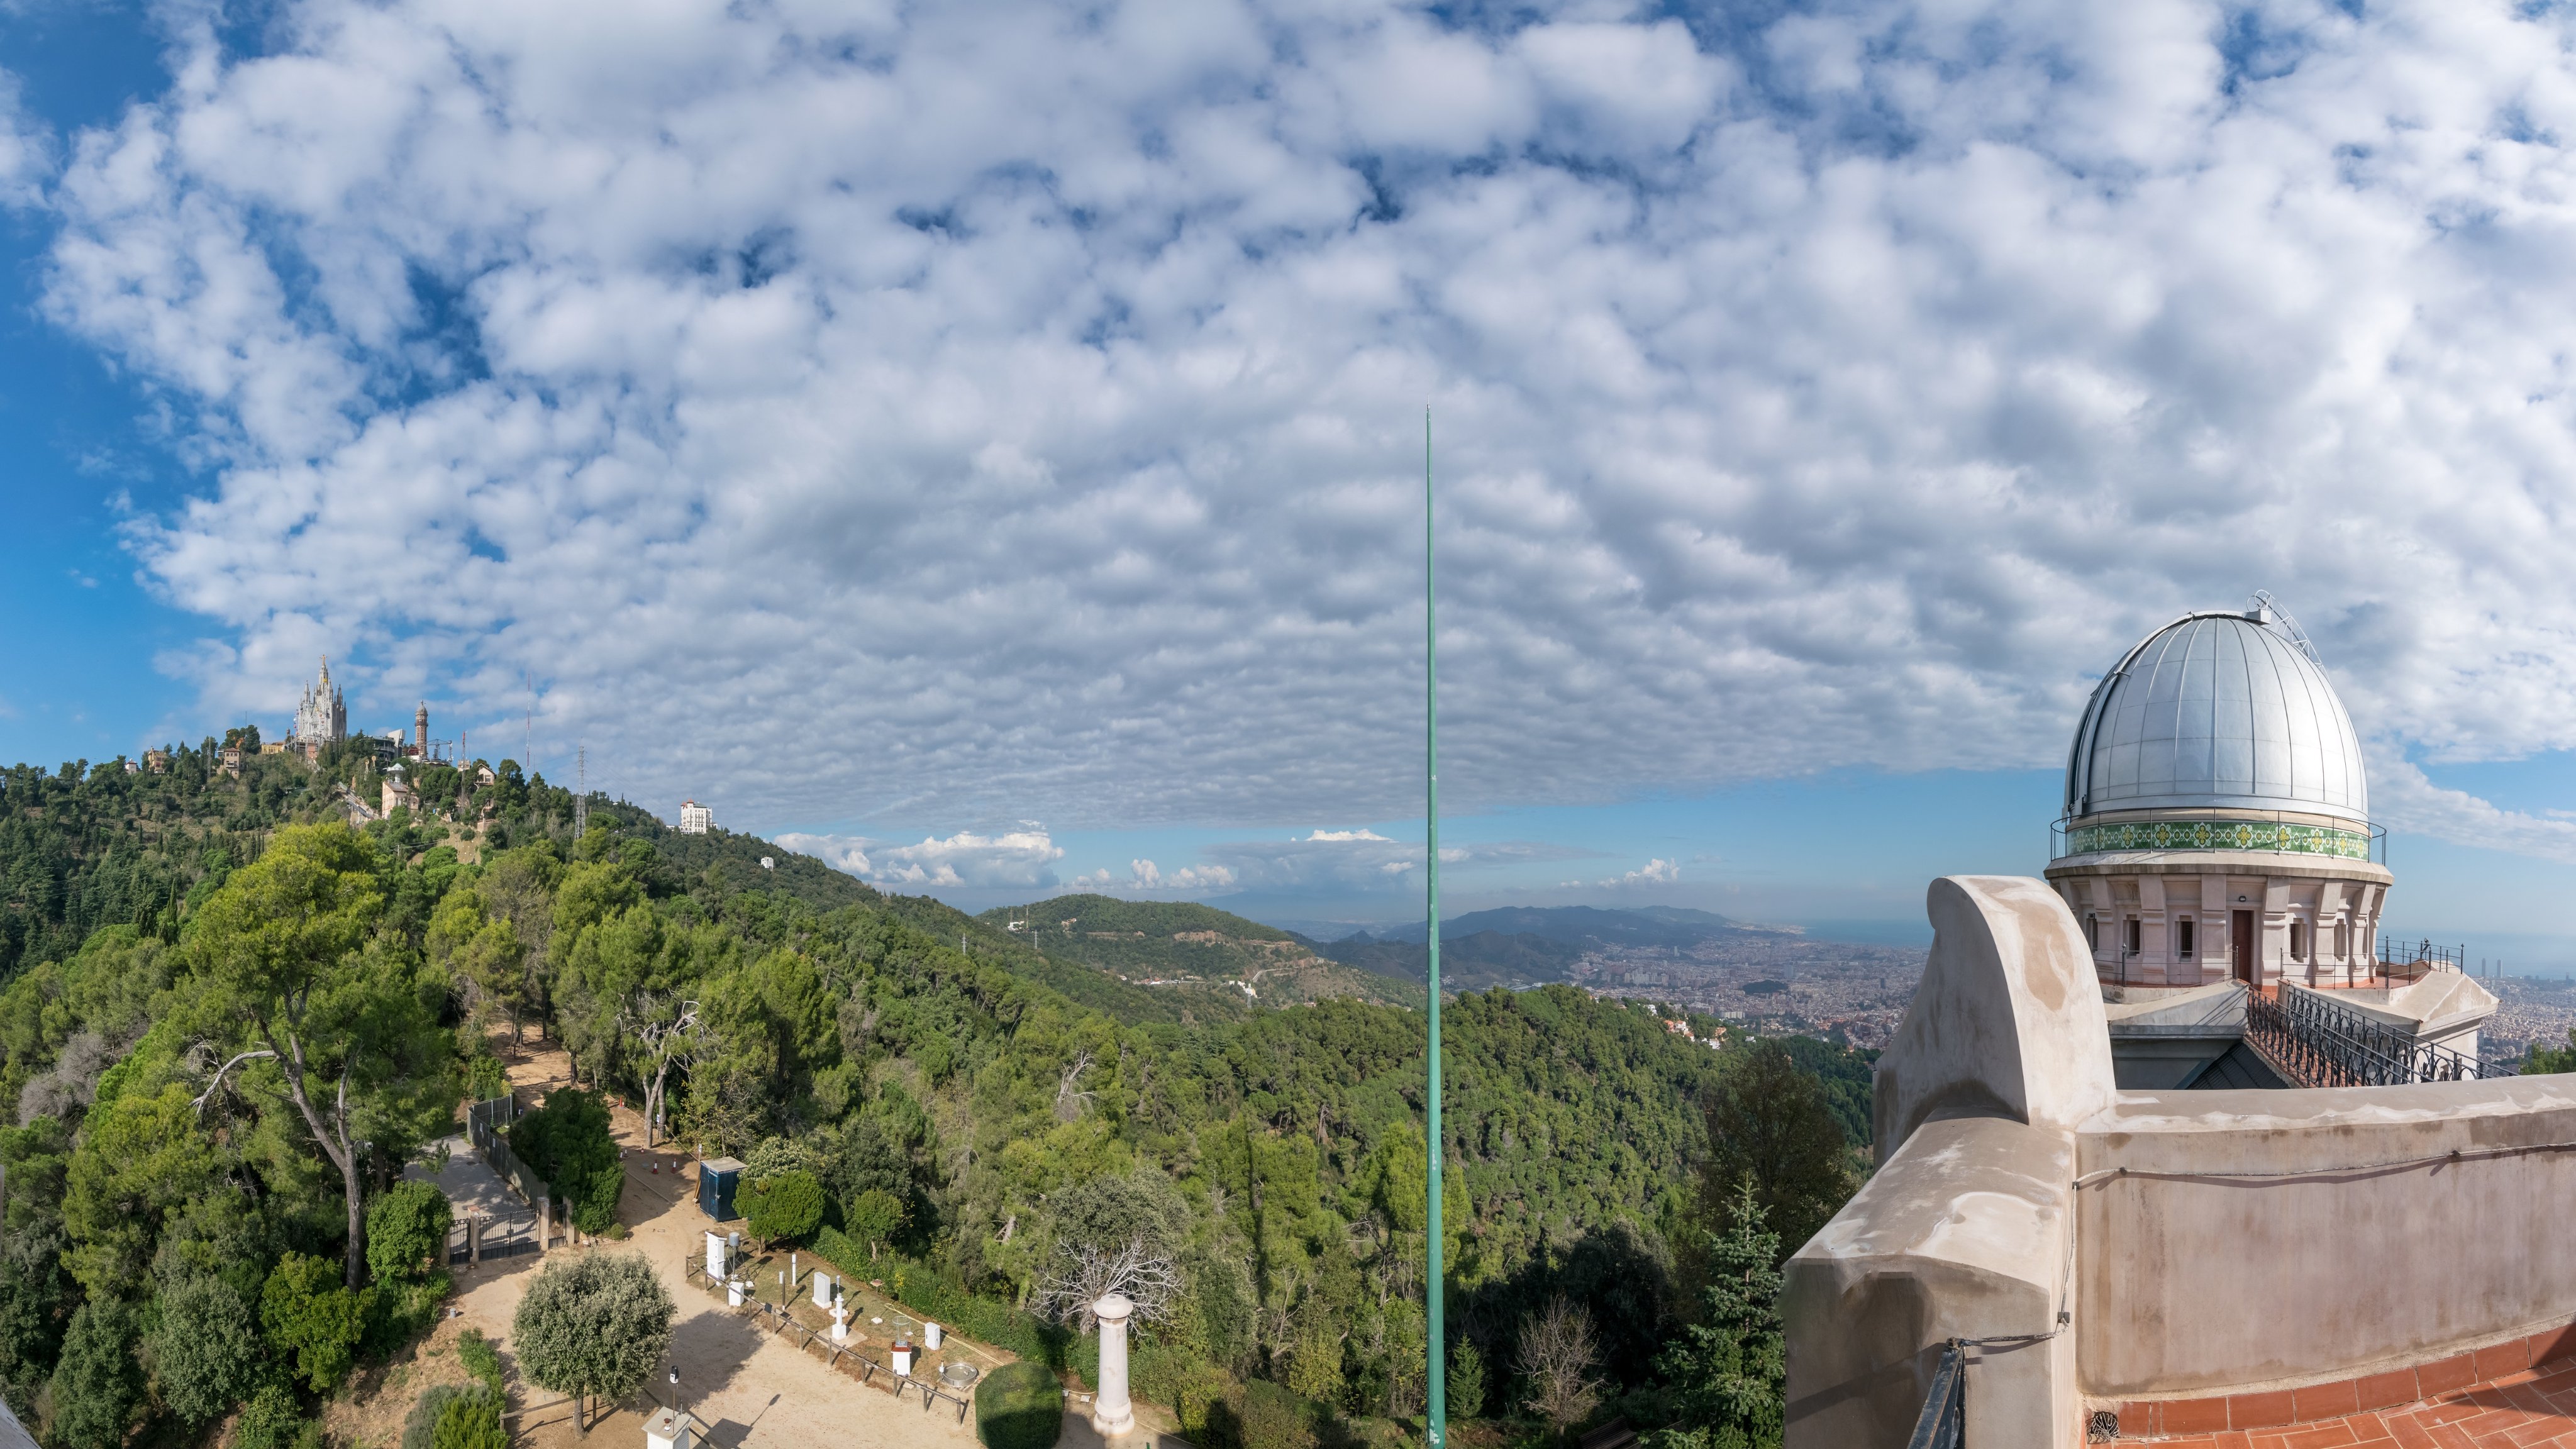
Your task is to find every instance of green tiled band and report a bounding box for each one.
[2064,818,2372,860]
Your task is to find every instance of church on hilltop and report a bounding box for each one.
[289,658,348,758]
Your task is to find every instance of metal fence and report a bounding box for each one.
[2246,983,2509,1087]
[464,1094,547,1209]
[447,1216,541,1264]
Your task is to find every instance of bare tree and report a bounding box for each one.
[1519,1296,1602,1443]
[1055,1048,1096,1123]
[623,994,702,1148]
[1032,1236,1182,1331]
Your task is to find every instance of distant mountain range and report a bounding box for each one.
[1297,904,1797,991]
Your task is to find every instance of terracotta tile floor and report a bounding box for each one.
[2139,1358,2576,1447]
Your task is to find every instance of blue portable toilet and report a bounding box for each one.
[699,1157,744,1221]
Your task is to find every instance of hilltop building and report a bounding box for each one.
[382,762,413,816]
[290,658,348,757]
[1786,599,2539,1449]
[679,800,713,835]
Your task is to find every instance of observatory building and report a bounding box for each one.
[2049,602,2384,987]
[1782,599,2563,1449]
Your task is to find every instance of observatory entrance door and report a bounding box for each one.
[2231,911,2257,985]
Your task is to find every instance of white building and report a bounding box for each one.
[679,799,713,835]
[291,658,347,753]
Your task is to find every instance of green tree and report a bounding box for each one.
[847,1187,908,1260]
[2527,1030,2576,1074]
[742,1169,824,1248]
[148,1274,264,1425]
[512,1252,675,1436]
[368,1181,455,1283]
[0,1221,74,1408]
[1446,1336,1487,1419]
[509,1088,625,1233]
[46,1297,142,1449]
[1699,1040,1852,1263]
[60,1084,218,1296]
[262,1250,365,1392]
[188,823,453,1289]
[1655,1179,1784,1449]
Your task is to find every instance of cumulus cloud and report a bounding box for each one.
[35,0,2576,836]
[1074,858,1241,891]
[774,828,1062,889]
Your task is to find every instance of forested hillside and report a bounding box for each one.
[980,894,1423,1016]
[0,748,1865,1449]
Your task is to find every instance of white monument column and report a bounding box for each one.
[1090,1294,1136,1438]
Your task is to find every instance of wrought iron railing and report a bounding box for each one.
[2246,984,2510,1087]
[1906,1340,1964,1449]
[2379,936,2467,974]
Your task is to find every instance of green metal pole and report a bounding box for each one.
[1424,408,1446,1449]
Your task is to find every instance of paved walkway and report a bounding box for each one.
[2139,1356,2576,1447]
[404,1135,535,1228]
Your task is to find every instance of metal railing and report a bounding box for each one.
[2379,937,2467,975]
[1906,1341,1964,1449]
[2051,809,2387,864]
[2246,983,2509,1087]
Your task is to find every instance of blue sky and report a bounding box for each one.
[9,0,2576,959]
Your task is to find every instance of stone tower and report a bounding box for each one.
[414,701,428,757]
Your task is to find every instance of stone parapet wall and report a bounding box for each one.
[2075,1075,2576,1398]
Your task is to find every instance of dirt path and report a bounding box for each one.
[357,1040,1177,1449]
[376,1046,975,1449]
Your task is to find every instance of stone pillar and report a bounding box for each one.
[467,1214,484,1267]
[538,1196,551,1253]
[1090,1294,1135,1438]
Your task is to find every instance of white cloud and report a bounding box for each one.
[1601,857,1680,889]
[1306,829,1393,843]
[770,831,875,876]
[34,0,2576,847]
[2367,756,2576,866]
[773,828,1062,889]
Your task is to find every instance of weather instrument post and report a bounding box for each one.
[1424,406,1446,1449]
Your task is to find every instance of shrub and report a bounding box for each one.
[235,1382,322,1449]
[811,1236,1063,1366]
[369,1182,455,1283]
[508,1088,624,1233]
[432,1385,509,1449]
[458,1329,506,1395]
[975,1360,1062,1449]
[403,1385,464,1449]
[365,1273,454,1360]
[261,1251,365,1392]
[148,1274,262,1425]
[741,1169,824,1248]
[1240,1380,1316,1449]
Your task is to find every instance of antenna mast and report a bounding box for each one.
[1424,407,1446,1449]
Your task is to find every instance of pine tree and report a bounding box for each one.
[1655,1177,1784,1449]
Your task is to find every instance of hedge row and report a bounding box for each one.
[809,1230,1074,1371]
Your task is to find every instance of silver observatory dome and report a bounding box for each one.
[2064,601,2368,828]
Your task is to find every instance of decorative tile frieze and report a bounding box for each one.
[2063,817,2372,860]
